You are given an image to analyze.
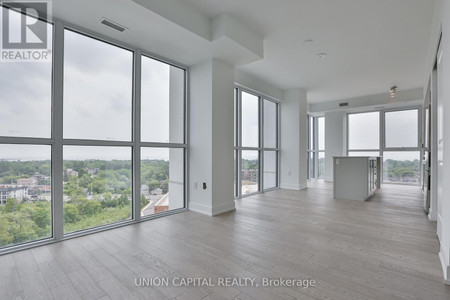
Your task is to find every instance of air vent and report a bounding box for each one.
[339,102,349,107]
[100,18,126,32]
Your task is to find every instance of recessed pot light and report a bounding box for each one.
[317,52,327,58]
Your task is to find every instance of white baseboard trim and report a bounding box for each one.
[188,202,213,216]
[188,201,236,217]
[439,248,450,285]
[280,183,307,190]
[212,201,236,216]
[428,208,437,221]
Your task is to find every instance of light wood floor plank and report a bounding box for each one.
[1,181,449,300]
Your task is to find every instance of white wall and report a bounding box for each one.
[423,0,450,284]
[235,70,283,101]
[189,58,236,216]
[280,88,308,190]
[324,111,347,182]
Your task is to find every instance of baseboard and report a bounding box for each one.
[280,182,307,190]
[428,209,437,221]
[188,202,213,216]
[212,201,236,216]
[439,247,450,285]
[428,208,437,221]
[188,201,236,217]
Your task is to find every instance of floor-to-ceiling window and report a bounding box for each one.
[0,5,186,252]
[307,115,325,180]
[383,109,420,184]
[235,88,279,197]
[347,108,421,185]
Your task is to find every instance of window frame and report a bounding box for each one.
[234,86,280,198]
[346,107,422,185]
[307,115,325,180]
[0,17,189,254]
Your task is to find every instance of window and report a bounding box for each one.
[63,30,134,232]
[63,146,132,233]
[307,116,325,180]
[241,92,259,147]
[347,108,421,185]
[64,30,133,141]
[0,13,187,252]
[141,148,184,216]
[0,7,53,249]
[383,151,420,184]
[235,89,279,197]
[0,145,52,248]
[141,57,184,143]
[385,109,418,148]
[348,112,380,150]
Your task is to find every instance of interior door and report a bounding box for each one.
[437,42,444,242]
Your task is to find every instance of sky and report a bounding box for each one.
[348,111,420,161]
[0,7,181,161]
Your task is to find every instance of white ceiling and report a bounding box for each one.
[52,0,436,103]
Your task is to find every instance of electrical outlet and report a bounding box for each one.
[194,182,198,190]
[203,182,207,190]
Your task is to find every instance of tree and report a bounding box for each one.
[141,194,149,208]
[148,179,160,191]
[32,205,50,229]
[64,204,79,223]
[0,218,13,246]
[4,198,19,213]
[76,199,102,216]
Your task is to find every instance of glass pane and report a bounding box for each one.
[264,100,277,148]
[63,146,132,234]
[385,109,418,148]
[242,92,259,147]
[0,145,51,249]
[425,108,429,149]
[64,30,133,141]
[264,151,277,189]
[348,112,380,150]
[318,117,325,151]
[348,151,380,157]
[0,8,52,138]
[383,151,420,185]
[141,148,184,216]
[308,116,314,151]
[234,88,237,147]
[141,56,184,143]
[308,152,315,179]
[234,150,237,196]
[241,151,259,195]
[318,152,325,179]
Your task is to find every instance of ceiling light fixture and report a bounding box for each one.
[317,52,327,58]
[389,85,397,98]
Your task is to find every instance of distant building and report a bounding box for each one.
[154,193,169,213]
[0,185,28,204]
[88,168,99,175]
[66,168,79,177]
[141,184,150,196]
[17,177,38,186]
[242,169,258,182]
[151,188,163,195]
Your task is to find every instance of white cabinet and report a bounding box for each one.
[333,156,381,201]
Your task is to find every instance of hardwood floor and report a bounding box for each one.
[1,181,449,300]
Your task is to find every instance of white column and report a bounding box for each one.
[189,59,235,216]
[324,111,347,182]
[280,88,308,190]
